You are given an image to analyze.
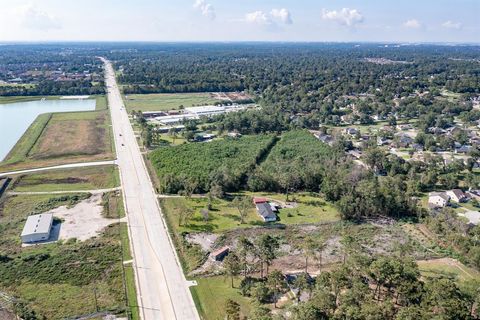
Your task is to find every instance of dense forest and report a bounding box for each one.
[107,43,480,131]
[149,134,276,194]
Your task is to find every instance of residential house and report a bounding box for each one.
[395,133,414,148]
[467,190,480,201]
[446,189,468,203]
[377,137,390,146]
[455,145,471,154]
[396,124,413,131]
[253,197,268,205]
[428,192,450,208]
[256,202,277,222]
[345,127,359,137]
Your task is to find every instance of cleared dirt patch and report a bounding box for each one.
[47,193,120,241]
[31,117,107,159]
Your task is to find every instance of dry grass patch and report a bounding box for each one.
[31,113,110,159]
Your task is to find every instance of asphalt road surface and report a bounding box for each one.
[102,58,199,320]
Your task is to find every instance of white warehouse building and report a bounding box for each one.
[185,105,226,116]
[21,213,54,243]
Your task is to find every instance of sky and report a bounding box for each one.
[0,0,478,43]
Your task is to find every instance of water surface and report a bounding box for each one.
[0,99,96,161]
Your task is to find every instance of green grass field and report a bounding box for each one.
[243,192,341,225]
[11,165,120,192]
[161,192,340,234]
[418,258,480,283]
[191,276,251,320]
[160,197,263,234]
[124,93,221,112]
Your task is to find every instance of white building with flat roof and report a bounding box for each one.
[21,213,53,243]
[185,105,226,116]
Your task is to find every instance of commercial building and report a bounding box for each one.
[21,213,54,243]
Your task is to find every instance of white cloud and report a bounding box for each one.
[321,8,364,27]
[245,8,293,26]
[270,8,293,25]
[403,19,422,29]
[442,20,462,30]
[245,11,271,25]
[193,0,216,20]
[14,3,61,31]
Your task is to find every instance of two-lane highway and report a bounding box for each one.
[102,58,199,320]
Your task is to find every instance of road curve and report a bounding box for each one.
[102,58,199,320]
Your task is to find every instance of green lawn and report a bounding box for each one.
[191,276,252,320]
[124,93,221,112]
[124,265,140,320]
[160,197,264,234]
[418,259,480,283]
[95,95,108,111]
[11,165,120,192]
[161,192,340,235]
[243,192,341,225]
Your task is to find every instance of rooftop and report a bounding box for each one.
[21,213,53,236]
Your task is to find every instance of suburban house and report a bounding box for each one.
[446,189,468,203]
[21,213,54,243]
[210,246,230,261]
[455,145,472,154]
[253,198,277,222]
[345,127,359,137]
[428,192,450,208]
[396,124,413,131]
[253,197,268,205]
[467,189,480,201]
[395,133,414,148]
[377,137,390,146]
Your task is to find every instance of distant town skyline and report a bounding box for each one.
[0,0,478,43]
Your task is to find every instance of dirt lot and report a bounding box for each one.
[0,110,114,173]
[211,92,252,102]
[49,193,120,241]
[31,114,109,159]
[188,221,426,276]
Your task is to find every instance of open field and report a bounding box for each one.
[0,101,114,172]
[418,258,480,283]
[160,197,263,235]
[243,192,340,225]
[124,93,222,112]
[0,193,128,319]
[30,111,110,159]
[10,165,120,192]
[191,276,251,320]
